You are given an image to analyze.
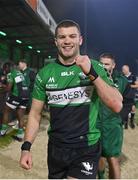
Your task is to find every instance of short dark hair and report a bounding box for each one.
[100,53,115,62]
[3,62,13,69]
[55,20,81,37]
[18,59,28,64]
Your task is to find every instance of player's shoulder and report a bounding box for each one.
[36,61,58,82]
[91,59,104,69]
[40,61,58,72]
[8,69,17,76]
[91,59,102,65]
[91,59,106,75]
[120,73,128,82]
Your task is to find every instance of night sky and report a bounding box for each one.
[43,0,138,74]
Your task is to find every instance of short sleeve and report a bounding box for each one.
[92,60,115,86]
[7,72,13,83]
[32,70,47,101]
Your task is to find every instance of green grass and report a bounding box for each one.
[0,129,17,149]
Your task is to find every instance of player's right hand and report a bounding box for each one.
[20,150,32,170]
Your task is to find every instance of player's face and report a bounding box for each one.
[100,57,115,74]
[122,66,129,75]
[18,62,25,70]
[55,27,82,60]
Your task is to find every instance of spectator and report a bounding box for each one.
[121,65,138,129]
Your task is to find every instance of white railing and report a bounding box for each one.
[37,0,57,34]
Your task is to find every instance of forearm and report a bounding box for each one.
[93,77,123,113]
[24,111,41,144]
[20,100,44,170]
[131,84,138,88]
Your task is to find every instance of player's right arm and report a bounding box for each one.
[20,99,44,170]
[20,68,46,170]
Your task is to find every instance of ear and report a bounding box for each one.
[55,38,57,47]
[79,36,83,46]
[113,63,116,69]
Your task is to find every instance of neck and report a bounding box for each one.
[58,54,80,65]
[22,66,27,71]
[125,72,131,77]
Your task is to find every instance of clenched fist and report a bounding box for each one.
[75,55,91,75]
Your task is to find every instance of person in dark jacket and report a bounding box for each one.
[121,65,138,129]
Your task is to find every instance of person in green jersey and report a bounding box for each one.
[97,53,129,179]
[20,20,123,179]
[18,59,36,112]
[0,63,29,141]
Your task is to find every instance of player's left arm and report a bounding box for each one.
[75,55,123,113]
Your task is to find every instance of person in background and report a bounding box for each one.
[0,62,10,126]
[20,20,122,179]
[0,63,29,141]
[121,65,138,129]
[97,53,129,179]
[18,59,36,112]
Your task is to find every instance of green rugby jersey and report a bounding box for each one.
[97,70,128,125]
[32,59,112,147]
[7,69,29,98]
[21,67,36,92]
